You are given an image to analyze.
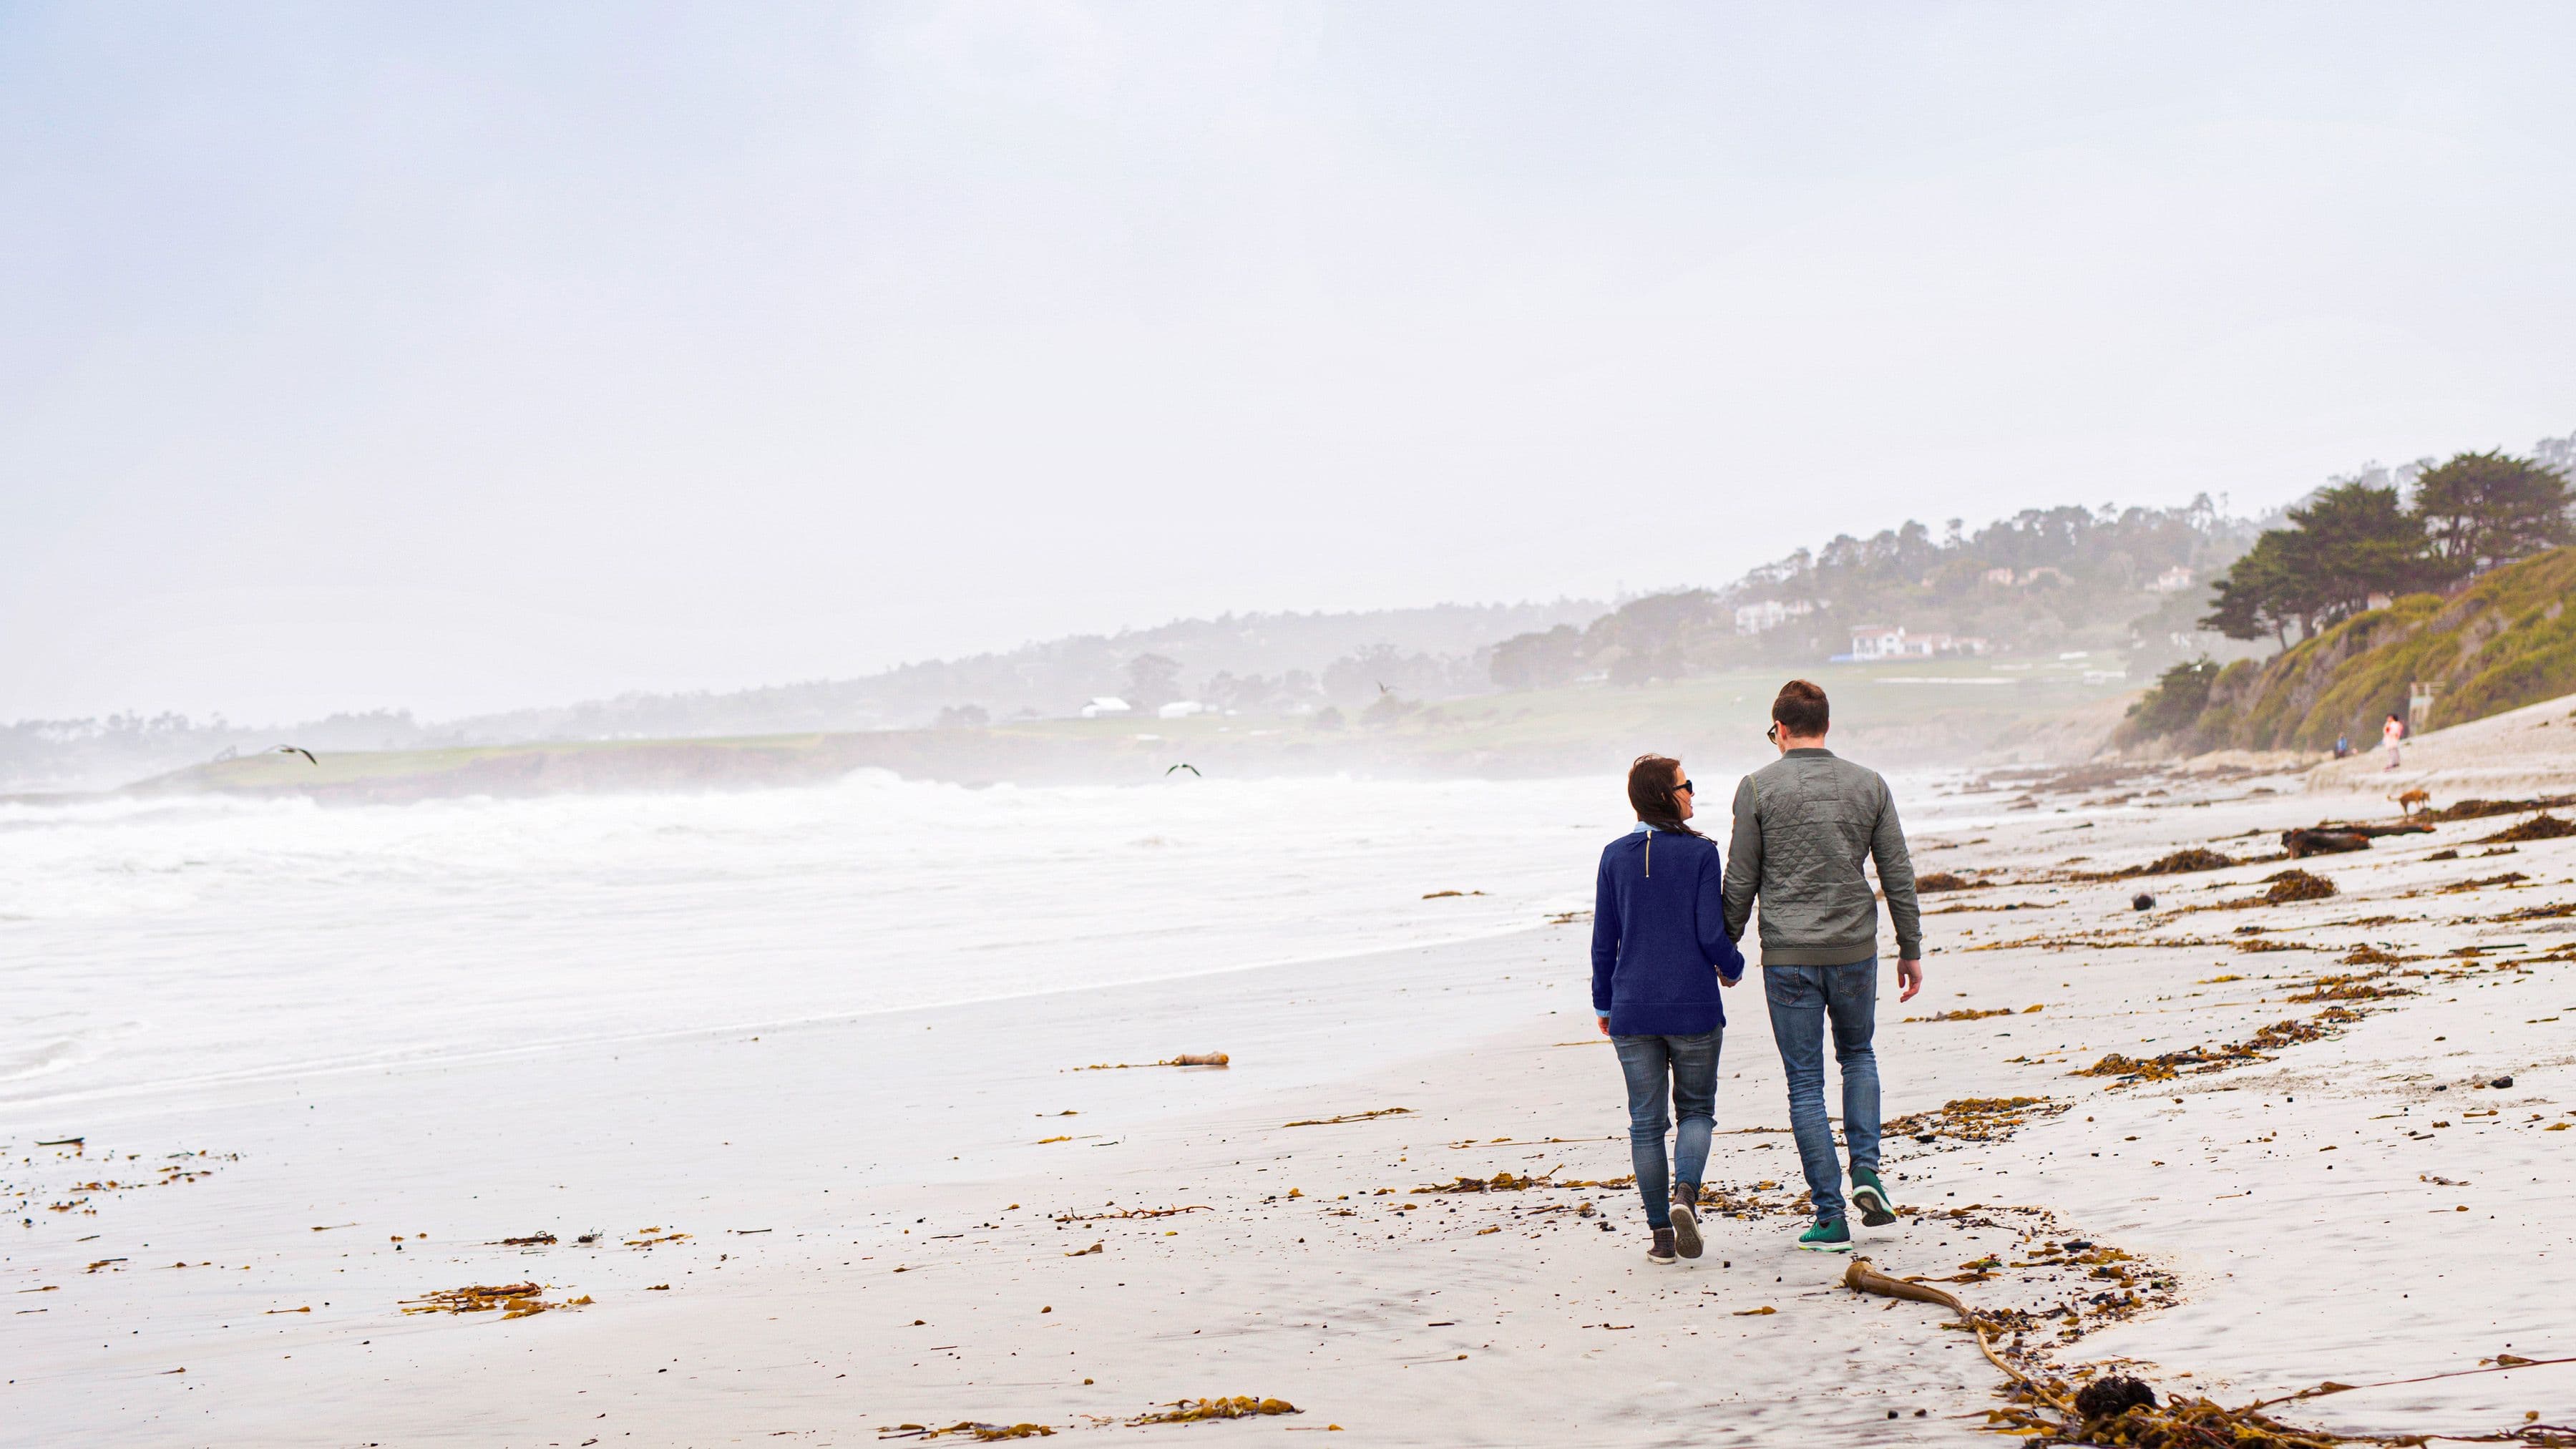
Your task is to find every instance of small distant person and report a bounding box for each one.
[1723,680,1922,1254]
[2384,712,2405,771]
[1592,754,1747,1267]
[2333,734,2350,761]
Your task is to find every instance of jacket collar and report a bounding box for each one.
[1783,746,1835,758]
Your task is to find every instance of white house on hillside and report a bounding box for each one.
[1846,626,1989,660]
[1080,696,1132,718]
[1733,598,1817,635]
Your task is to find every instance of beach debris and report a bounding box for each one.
[2428,848,2460,860]
[1885,1097,2066,1145]
[1077,1053,1229,1071]
[2282,829,2370,859]
[1420,889,1487,899]
[401,1283,587,1319]
[1413,1171,1553,1194]
[878,1423,1055,1441]
[2478,813,2576,844]
[1065,1241,1103,1257]
[2258,869,2336,904]
[1733,1305,1776,1316]
[2442,872,2528,893]
[2132,892,2156,911]
[1129,1397,1301,1425]
[2074,1010,2361,1083]
[2430,794,2576,821]
[1282,1108,1409,1127]
[1053,1206,1206,1222]
[494,1231,557,1247]
[625,1228,689,1249]
[2072,1375,2159,1418]
[2313,820,2436,838]
[34,1137,82,1148]
[2284,971,2413,1003]
[2061,848,2240,884]
[1903,1005,2043,1024]
[1915,872,1989,893]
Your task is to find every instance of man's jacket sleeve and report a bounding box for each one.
[1590,853,1619,1017]
[1699,849,1745,982]
[1722,775,1761,942]
[1870,774,1922,959]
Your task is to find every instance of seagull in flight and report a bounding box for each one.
[269,746,318,765]
[1165,763,1201,777]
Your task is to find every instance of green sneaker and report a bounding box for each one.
[1796,1217,1853,1253]
[1850,1168,1898,1228]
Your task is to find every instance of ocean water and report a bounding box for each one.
[0,773,1640,1114]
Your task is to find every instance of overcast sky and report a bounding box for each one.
[6,2,2573,723]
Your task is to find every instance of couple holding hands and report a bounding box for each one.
[1591,678,1924,1264]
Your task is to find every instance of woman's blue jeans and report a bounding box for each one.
[1763,960,1883,1224]
[1611,1030,1719,1229]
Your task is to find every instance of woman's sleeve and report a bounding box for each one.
[1590,853,1619,1018]
[1699,847,1745,982]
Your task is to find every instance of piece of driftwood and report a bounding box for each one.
[2281,829,2369,859]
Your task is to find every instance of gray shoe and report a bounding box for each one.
[1646,1226,1677,1265]
[1669,1184,1704,1259]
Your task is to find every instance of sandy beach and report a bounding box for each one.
[6,746,2575,1446]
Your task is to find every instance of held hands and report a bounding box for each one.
[1897,957,1923,1002]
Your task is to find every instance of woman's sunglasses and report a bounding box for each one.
[1674,779,1694,795]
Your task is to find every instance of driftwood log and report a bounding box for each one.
[2281,829,2370,859]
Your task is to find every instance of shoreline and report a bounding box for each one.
[8,768,2575,1443]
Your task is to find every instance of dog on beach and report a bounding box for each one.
[2390,788,2430,816]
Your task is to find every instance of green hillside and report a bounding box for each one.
[2121,546,2576,753]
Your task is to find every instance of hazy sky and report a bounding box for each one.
[6,2,2574,723]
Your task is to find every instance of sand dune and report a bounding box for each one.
[2307,690,2576,799]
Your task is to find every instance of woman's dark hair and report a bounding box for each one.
[1772,678,1830,738]
[1626,753,1704,837]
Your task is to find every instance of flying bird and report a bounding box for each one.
[270,746,318,765]
[1165,763,1201,777]
[1376,680,1390,694]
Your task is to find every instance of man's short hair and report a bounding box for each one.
[1772,679,1829,737]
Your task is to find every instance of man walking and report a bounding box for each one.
[1723,680,1923,1253]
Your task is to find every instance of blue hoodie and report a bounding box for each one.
[1591,823,1746,1035]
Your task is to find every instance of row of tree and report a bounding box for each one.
[2200,451,2572,644]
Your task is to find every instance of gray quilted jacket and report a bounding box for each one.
[1721,748,1921,965]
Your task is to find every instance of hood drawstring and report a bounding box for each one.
[1644,829,1651,877]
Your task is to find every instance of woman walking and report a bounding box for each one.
[1592,754,1746,1265]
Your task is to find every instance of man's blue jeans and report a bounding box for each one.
[1611,1030,1719,1229]
[1764,960,1881,1224]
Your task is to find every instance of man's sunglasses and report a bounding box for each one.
[1765,722,1779,743]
